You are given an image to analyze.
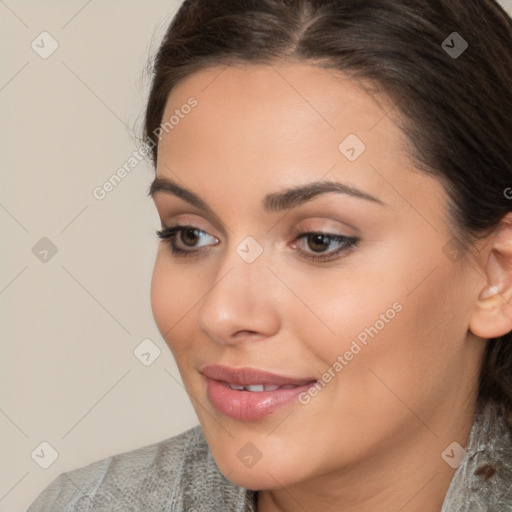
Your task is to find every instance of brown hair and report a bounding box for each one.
[143,0,512,425]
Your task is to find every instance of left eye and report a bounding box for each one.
[292,232,359,261]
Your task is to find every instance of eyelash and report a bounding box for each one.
[155,225,359,262]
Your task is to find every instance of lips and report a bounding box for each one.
[224,383,307,392]
[200,364,315,387]
[200,364,317,421]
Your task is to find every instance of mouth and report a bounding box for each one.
[220,382,311,392]
[200,364,318,421]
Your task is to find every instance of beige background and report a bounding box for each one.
[1,1,512,511]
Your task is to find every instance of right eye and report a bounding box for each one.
[156,225,220,257]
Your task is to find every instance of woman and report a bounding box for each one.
[27,0,512,510]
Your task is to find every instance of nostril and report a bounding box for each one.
[235,330,259,336]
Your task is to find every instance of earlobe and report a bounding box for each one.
[469,214,512,339]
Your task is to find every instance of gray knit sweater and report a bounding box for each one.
[26,399,512,512]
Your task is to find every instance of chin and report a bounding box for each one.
[207,441,306,491]
[217,460,298,491]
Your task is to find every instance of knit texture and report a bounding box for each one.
[27,399,511,511]
[440,399,512,511]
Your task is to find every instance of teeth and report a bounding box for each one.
[227,383,299,391]
[246,384,265,392]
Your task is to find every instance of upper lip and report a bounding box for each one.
[200,364,317,386]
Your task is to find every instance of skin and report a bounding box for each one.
[149,62,512,512]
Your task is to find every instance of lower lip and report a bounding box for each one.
[205,377,316,421]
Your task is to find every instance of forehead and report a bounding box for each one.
[158,62,404,157]
[154,62,441,219]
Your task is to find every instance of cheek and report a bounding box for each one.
[150,253,197,356]
[150,254,173,335]
[332,266,470,418]
[290,239,469,409]
[277,254,404,368]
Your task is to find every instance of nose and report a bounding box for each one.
[196,244,281,346]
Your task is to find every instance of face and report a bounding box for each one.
[150,62,486,491]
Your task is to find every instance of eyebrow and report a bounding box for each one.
[148,176,385,215]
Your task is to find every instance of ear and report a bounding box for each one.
[469,212,512,339]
